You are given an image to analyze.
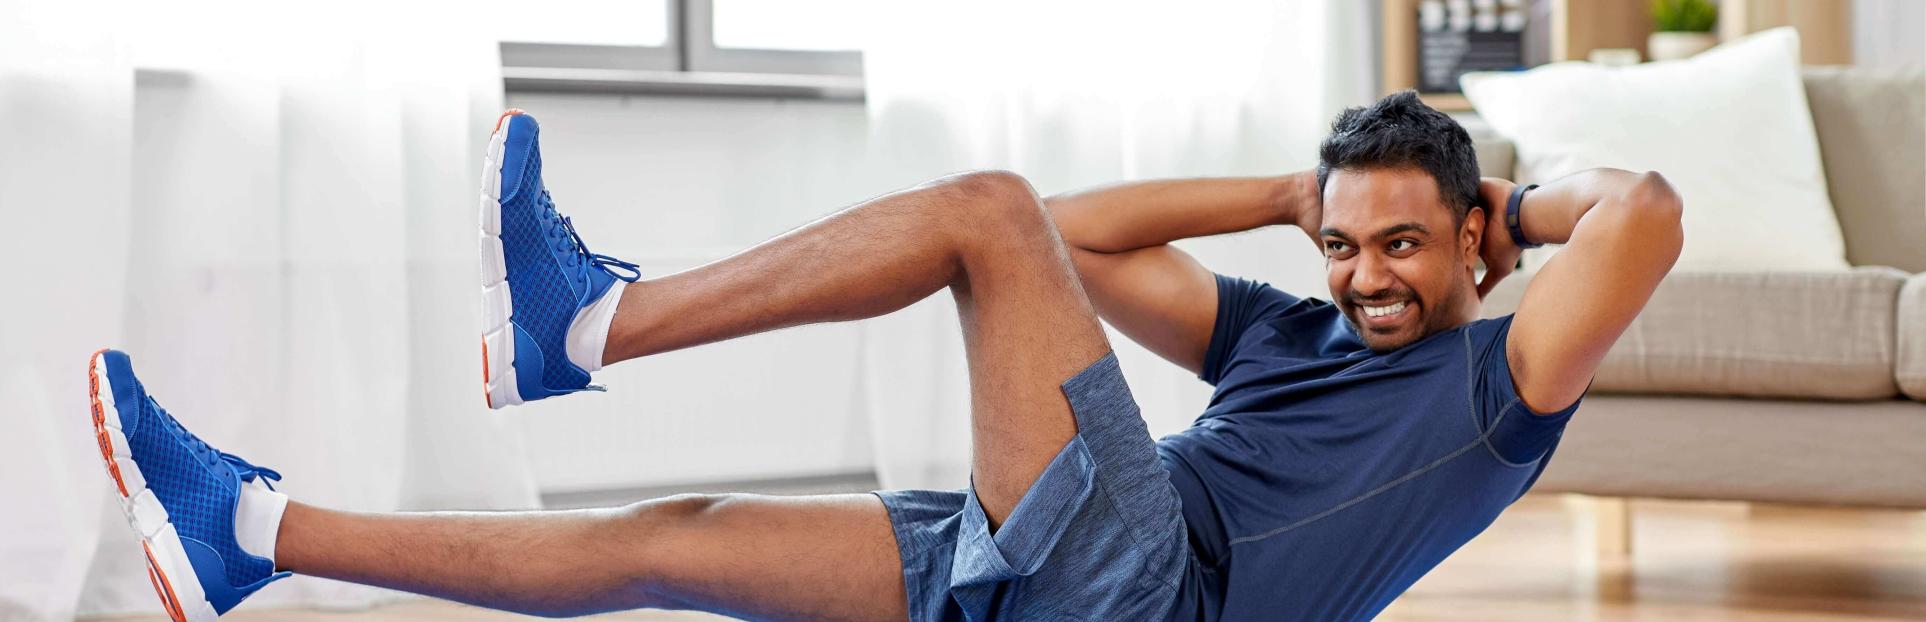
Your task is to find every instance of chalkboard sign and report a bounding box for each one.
[1416,1,1527,94]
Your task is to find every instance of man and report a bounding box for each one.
[87,91,1681,621]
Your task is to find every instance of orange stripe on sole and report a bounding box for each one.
[88,350,129,498]
[143,542,188,622]
[493,108,525,133]
[482,337,494,408]
[95,351,194,622]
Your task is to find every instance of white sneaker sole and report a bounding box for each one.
[89,350,221,622]
[479,109,524,409]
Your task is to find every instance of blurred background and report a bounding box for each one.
[2,1,1921,620]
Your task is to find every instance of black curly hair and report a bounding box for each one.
[1315,91,1482,224]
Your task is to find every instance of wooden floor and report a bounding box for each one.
[97,494,1926,621]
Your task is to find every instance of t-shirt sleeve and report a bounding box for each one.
[1469,315,1582,467]
[1201,273,1302,385]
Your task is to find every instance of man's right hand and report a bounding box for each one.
[1280,170,1324,252]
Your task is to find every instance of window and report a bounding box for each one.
[500,0,866,89]
[499,0,678,71]
[699,0,864,75]
[712,0,864,51]
[498,0,672,47]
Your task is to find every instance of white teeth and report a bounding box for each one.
[1364,301,1408,318]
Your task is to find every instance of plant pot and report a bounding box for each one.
[1648,31,1718,61]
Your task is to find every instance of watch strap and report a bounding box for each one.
[1505,183,1542,249]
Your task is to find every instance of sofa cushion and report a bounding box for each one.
[1460,28,1849,273]
[1803,66,1926,273]
[1900,274,1926,401]
[1482,267,1906,400]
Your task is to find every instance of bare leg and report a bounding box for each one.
[281,170,1112,618]
[605,170,1111,521]
[277,494,906,620]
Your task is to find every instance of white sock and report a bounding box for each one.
[566,280,626,373]
[234,480,288,561]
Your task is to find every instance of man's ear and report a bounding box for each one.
[1461,206,1486,257]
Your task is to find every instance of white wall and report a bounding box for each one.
[1853,0,1926,68]
[502,92,894,493]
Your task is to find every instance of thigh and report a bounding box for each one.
[946,179,1115,527]
[638,493,907,621]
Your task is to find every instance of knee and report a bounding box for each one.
[939,169,1039,204]
[931,170,1060,250]
[614,493,732,539]
[587,494,736,609]
[640,492,731,518]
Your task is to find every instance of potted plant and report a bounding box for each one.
[1649,0,1720,61]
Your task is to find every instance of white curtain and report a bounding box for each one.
[0,2,539,619]
[860,0,1376,490]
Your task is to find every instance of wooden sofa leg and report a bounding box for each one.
[1593,496,1632,558]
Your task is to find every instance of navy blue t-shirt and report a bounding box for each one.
[1157,275,1580,621]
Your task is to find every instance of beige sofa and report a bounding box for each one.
[1472,66,1926,509]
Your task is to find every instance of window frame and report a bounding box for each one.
[498,0,681,72]
[499,0,865,99]
[686,0,863,77]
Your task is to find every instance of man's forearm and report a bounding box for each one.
[1044,172,1318,253]
[1515,168,1678,247]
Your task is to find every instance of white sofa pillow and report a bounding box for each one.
[1460,27,1848,272]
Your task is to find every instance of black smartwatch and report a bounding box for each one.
[1505,183,1542,249]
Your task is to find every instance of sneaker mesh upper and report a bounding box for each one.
[500,140,594,391]
[127,388,275,588]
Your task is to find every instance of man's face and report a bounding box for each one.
[1318,167,1483,351]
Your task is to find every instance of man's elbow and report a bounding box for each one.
[1617,171,1685,260]
[1624,171,1684,222]
[1578,170,1684,263]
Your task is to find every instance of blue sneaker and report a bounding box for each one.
[87,349,288,621]
[479,109,640,408]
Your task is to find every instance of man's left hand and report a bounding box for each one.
[1475,177,1523,299]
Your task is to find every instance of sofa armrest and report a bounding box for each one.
[1900,273,1926,401]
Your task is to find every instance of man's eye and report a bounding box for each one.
[1389,239,1416,252]
[1325,241,1349,255]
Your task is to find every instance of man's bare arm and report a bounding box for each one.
[1044,173,1321,374]
[1482,169,1685,413]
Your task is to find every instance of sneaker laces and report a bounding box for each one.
[149,396,283,490]
[539,191,641,283]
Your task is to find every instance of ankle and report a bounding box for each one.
[565,280,629,372]
[601,279,653,365]
[271,501,325,574]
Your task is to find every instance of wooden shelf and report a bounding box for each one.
[1549,0,1653,64]
[1417,92,1471,112]
[1380,0,1651,112]
[1380,0,1852,113]
[1720,0,1852,64]
[1378,0,1435,105]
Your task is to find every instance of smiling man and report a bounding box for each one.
[1051,90,1684,619]
[90,92,1681,622]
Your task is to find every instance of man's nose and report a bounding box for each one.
[1352,252,1394,296]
